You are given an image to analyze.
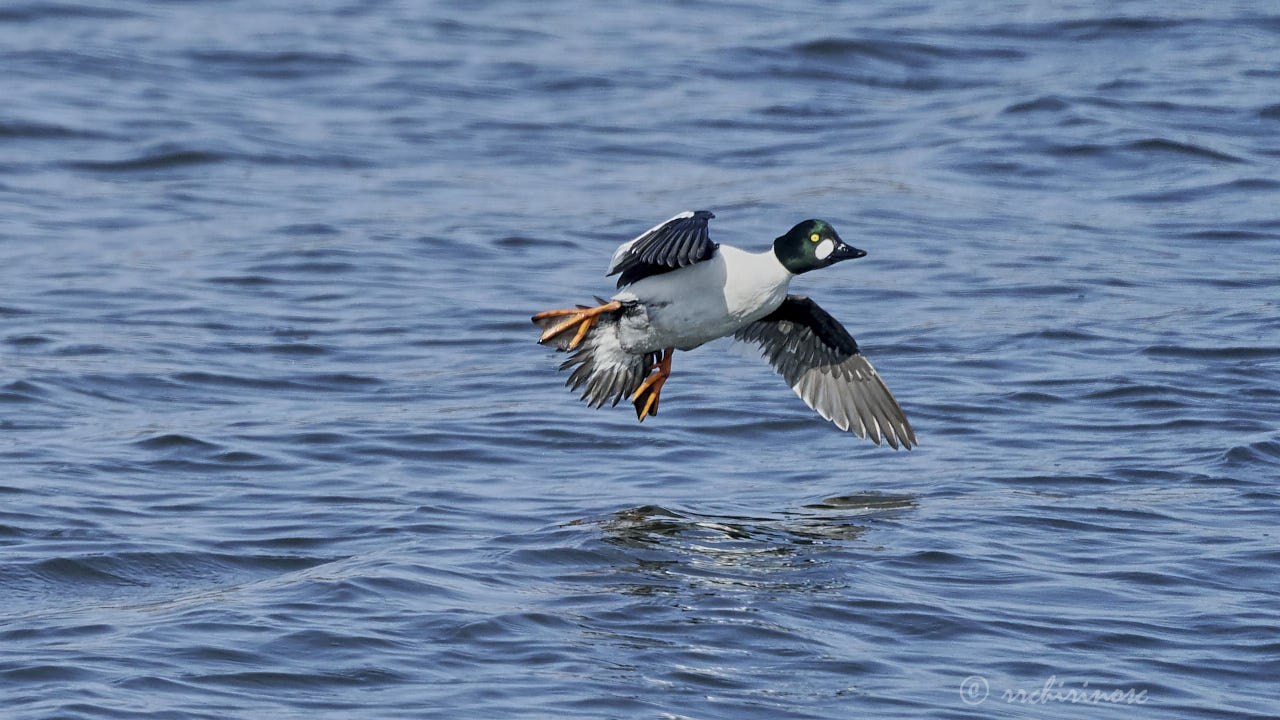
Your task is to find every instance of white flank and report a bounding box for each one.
[612,244,793,352]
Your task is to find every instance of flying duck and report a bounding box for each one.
[531,210,916,449]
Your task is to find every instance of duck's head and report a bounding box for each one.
[772,219,866,274]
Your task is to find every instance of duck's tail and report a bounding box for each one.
[532,300,658,409]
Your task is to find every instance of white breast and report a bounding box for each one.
[611,245,793,352]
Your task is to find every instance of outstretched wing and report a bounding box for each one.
[734,295,916,449]
[606,210,718,287]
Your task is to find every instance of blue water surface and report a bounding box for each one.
[2,1,1278,718]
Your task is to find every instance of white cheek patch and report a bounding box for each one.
[814,239,835,261]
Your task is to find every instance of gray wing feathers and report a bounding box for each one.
[734,295,916,449]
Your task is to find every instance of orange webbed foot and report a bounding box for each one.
[632,348,674,421]
[532,300,621,351]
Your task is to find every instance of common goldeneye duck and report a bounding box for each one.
[532,210,916,449]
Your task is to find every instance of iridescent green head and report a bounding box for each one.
[772,219,865,274]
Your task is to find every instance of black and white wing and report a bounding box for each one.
[734,295,916,449]
[606,210,718,287]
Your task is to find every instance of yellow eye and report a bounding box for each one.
[809,233,820,243]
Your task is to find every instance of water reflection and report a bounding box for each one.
[573,494,918,594]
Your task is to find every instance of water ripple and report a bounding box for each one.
[3,0,1278,717]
